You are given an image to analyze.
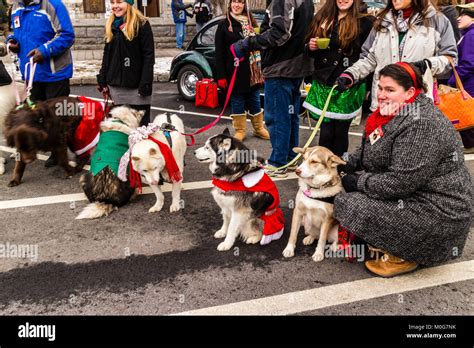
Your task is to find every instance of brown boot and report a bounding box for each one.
[365,250,418,278]
[231,113,247,141]
[249,110,270,140]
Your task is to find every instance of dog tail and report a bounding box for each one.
[76,202,116,219]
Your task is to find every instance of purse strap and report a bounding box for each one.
[447,56,469,100]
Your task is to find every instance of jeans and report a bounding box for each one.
[176,23,186,49]
[230,88,261,115]
[264,77,302,167]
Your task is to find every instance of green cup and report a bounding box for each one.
[317,38,330,49]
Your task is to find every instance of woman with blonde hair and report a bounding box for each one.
[97,0,155,126]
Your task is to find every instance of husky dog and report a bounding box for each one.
[76,106,144,219]
[282,146,345,262]
[194,128,285,251]
[130,113,187,213]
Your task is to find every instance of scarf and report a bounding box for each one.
[365,89,421,139]
[113,16,124,29]
[118,124,183,193]
[212,169,285,245]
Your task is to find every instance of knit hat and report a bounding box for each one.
[124,0,134,6]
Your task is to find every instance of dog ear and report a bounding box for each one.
[136,110,145,122]
[222,128,231,136]
[220,138,232,152]
[329,154,346,167]
[292,147,306,154]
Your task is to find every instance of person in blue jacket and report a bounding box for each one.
[171,0,193,49]
[6,0,75,166]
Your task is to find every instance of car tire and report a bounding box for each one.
[177,65,204,101]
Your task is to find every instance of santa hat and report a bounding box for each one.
[73,96,106,158]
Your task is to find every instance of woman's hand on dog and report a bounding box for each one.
[341,173,360,193]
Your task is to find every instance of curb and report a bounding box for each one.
[70,72,171,86]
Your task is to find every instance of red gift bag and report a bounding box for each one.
[195,78,219,109]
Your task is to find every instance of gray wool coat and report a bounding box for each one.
[334,94,472,266]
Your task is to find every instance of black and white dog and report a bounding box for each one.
[194,129,285,251]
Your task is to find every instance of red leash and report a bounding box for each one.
[174,45,243,146]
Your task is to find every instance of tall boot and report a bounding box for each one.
[365,250,418,278]
[231,113,247,141]
[249,109,270,140]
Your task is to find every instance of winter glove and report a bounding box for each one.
[337,164,354,176]
[411,59,432,75]
[335,73,354,92]
[341,173,360,193]
[217,79,227,90]
[231,37,250,60]
[138,84,152,97]
[7,40,20,54]
[97,85,109,96]
[27,48,44,63]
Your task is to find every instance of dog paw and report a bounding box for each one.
[282,245,295,258]
[303,235,315,246]
[149,202,164,213]
[169,203,181,213]
[214,229,227,239]
[245,236,261,244]
[217,241,233,251]
[312,250,325,262]
[7,180,20,187]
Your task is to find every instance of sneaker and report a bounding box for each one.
[265,168,288,178]
[287,161,300,171]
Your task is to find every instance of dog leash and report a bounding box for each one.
[264,84,337,171]
[163,45,243,146]
[6,42,23,107]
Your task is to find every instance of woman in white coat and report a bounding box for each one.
[335,0,458,111]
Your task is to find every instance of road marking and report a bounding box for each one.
[0,173,297,210]
[68,94,364,136]
[175,259,474,315]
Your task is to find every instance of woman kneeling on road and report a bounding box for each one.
[214,0,269,142]
[334,63,472,278]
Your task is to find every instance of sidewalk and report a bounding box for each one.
[1,48,182,86]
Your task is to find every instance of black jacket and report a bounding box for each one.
[0,61,12,86]
[248,0,314,79]
[305,15,374,85]
[97,20,155,96]
[215,17,259,94]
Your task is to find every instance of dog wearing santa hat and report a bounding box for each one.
[76,106,144,219]
[194,128,285,251]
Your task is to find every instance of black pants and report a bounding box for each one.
[129,104,151,126]
[318,119,352,157]
[460,129,474,149]
[30,79,70,102]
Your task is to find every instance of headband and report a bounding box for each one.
[396,62,418,89]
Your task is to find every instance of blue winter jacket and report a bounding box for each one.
[6,0,74,82]
[171,0,192,24]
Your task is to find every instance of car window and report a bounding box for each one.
[200,23,218,46]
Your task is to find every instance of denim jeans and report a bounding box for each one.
[264,77,302,167]
[176,23,185,49]
[230,88,261,115]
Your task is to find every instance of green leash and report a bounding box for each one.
[265,84,337,171]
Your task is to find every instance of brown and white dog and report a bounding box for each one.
[282,146,345,262]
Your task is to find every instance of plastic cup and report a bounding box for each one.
[317,38,330,49]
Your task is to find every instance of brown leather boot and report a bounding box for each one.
[231,113,247,141]
[249,110,270,140]
[365,252,418,278]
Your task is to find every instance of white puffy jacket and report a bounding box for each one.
[346,6,457,110]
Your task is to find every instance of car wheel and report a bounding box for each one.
[177,65,204,101]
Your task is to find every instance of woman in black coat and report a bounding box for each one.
[214,0,268,142]
[97,0,155,126]
[303,0,374,157]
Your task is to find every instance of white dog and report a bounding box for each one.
[130,114,186,213]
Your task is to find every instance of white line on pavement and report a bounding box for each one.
[0,173,298,210]
[175,259,474,315]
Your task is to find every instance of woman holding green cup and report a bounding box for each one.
[303,0,374,156]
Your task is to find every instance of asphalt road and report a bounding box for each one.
[0,82,472,317]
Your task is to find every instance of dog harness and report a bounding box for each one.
[72,96,106,158]
[212,169,285,245]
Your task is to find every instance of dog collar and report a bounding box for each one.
[302,179,340,204]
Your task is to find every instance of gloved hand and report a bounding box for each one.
[231,37,250,60]
[7,40,20,54]
[337,164,354,176]
[97,85,109,95]
[27,48,44,63]
[341,173,360,193]
[411,59,432,75]
[138,83,152,97]
[335,73,354,92]
[217,79,227,90]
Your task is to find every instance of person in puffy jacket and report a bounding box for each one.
[6,0,74,166]
[97,0,155,126]
[172,0,193,49]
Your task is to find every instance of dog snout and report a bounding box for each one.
[295,168,302,176]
